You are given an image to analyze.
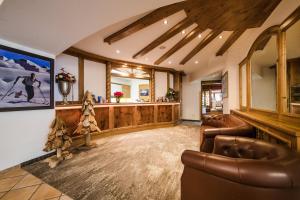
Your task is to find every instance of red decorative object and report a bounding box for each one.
[114,91,124,98]
[55,68,76,83]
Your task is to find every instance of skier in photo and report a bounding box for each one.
[13,73,41,102]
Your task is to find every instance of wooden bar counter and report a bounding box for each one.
[56,102,181,141]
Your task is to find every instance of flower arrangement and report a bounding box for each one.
[114,91,124,98]
[166,88,177,101]
[114,91,124,103]
[55,68,76,83]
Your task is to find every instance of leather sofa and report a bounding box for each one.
[181,136,300,200]
[200,114,256,153]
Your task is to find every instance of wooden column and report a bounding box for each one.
[278,31,288,114]
[167,72,170,89]
[151,69,155,102]
[106,62,112,103]
[78,57,84,101]
[246,60,251,112]
[109,106,114,129]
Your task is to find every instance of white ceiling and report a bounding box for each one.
[0,0,181,55]
[0,0,300,80]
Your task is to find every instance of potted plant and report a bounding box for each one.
[55,68,76,104]
[114,91,124,103]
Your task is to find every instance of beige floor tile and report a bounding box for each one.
[0,168,27,179]
[0,176,23,192]
[60,194,73,200]
[0,185,38,200]
[12,174,42,189]
[30,183,62,200]
[0,192,6,198]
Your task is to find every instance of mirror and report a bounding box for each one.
[251,35,277,111]
[286,20,300,114]
[111,77,150,103]
[240,64,247,108]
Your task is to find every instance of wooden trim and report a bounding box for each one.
[133,18,194,59]
[280,6,300,31]
[151,69,155,102]
[246,59,251,112]
[167,72,170,89]
[278,30,287,114]
[154,26,203,65]
[216,29,246,56]
[103,2,185,44]
[78,56,84,100]
[64,47,182,73]
[180,30,222,65]
[106,62,112,102]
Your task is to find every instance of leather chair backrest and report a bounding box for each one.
[213,136,288,160]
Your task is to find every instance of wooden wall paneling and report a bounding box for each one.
[167,72,170,89]
[78,57,84,101]
[56,109,82,135]
[109,106,114,129]
[157,105,173,122]
[154,105,158,123]
[106,62,112,103]
[172,104,175,122]
[133,106,138,126]
[114,106,134,128]
[151,69,155,102]
[137,106,154,125]
[174,104,180,121]
[94,107,110,130]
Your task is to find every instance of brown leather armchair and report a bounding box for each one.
[181,136,300,200]
[201,114,256,153]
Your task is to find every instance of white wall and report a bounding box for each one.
[0,39,55,170]
[222,65,239,114]
[84,60,106,99]
[55,54,78,101]
[182,76,201,120]
[155,71,168,99]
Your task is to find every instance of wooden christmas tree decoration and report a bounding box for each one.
[73,91,101,148]
[43,117,73,168]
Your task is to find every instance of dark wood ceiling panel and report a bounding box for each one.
[103,2,185,44]
[216,29,246,56]
[154,26,204,65]
[132,18,194,59]
[180,30,222,65]
[103,0,281,64]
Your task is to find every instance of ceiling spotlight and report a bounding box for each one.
[195,60,199,64]
[198,34,202,38]
[168,61,172,65]
[181,30,186,35]
[219,35,223,39]
[116,49,120,54]
[163,19,168,25]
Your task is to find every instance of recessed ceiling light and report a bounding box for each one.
[219,35,223,39]
[181,30,186,35]
[198,34,202,38]
[116,49,120,54]
[163,19,168,25]
[195,60,199,64]
[168,61,172,65]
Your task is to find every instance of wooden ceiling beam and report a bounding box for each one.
[133,18,194,59]
[103,2,185,44]
[180,30,222,65]
[216,29,246,56]
[154,26,204,65]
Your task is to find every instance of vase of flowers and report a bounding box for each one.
[166,88,177,102]
[55,68,76,105]
[114,91,124,103]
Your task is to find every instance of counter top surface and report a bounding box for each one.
[56,102,181,110]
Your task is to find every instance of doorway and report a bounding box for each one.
[201,80,223,117]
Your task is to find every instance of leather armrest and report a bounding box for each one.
[182,150,292,188]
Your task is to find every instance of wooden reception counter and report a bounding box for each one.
[55,102,181,140]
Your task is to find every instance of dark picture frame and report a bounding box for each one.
[0,45,54,112]
[222,71,228,99]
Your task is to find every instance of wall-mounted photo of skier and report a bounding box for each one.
[0,45,54,112]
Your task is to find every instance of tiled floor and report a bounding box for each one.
[0,166,73,200]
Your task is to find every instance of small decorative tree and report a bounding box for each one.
[44,117,72,168]
[73,91,101,148]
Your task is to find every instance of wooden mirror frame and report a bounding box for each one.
[239,6,300,119]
